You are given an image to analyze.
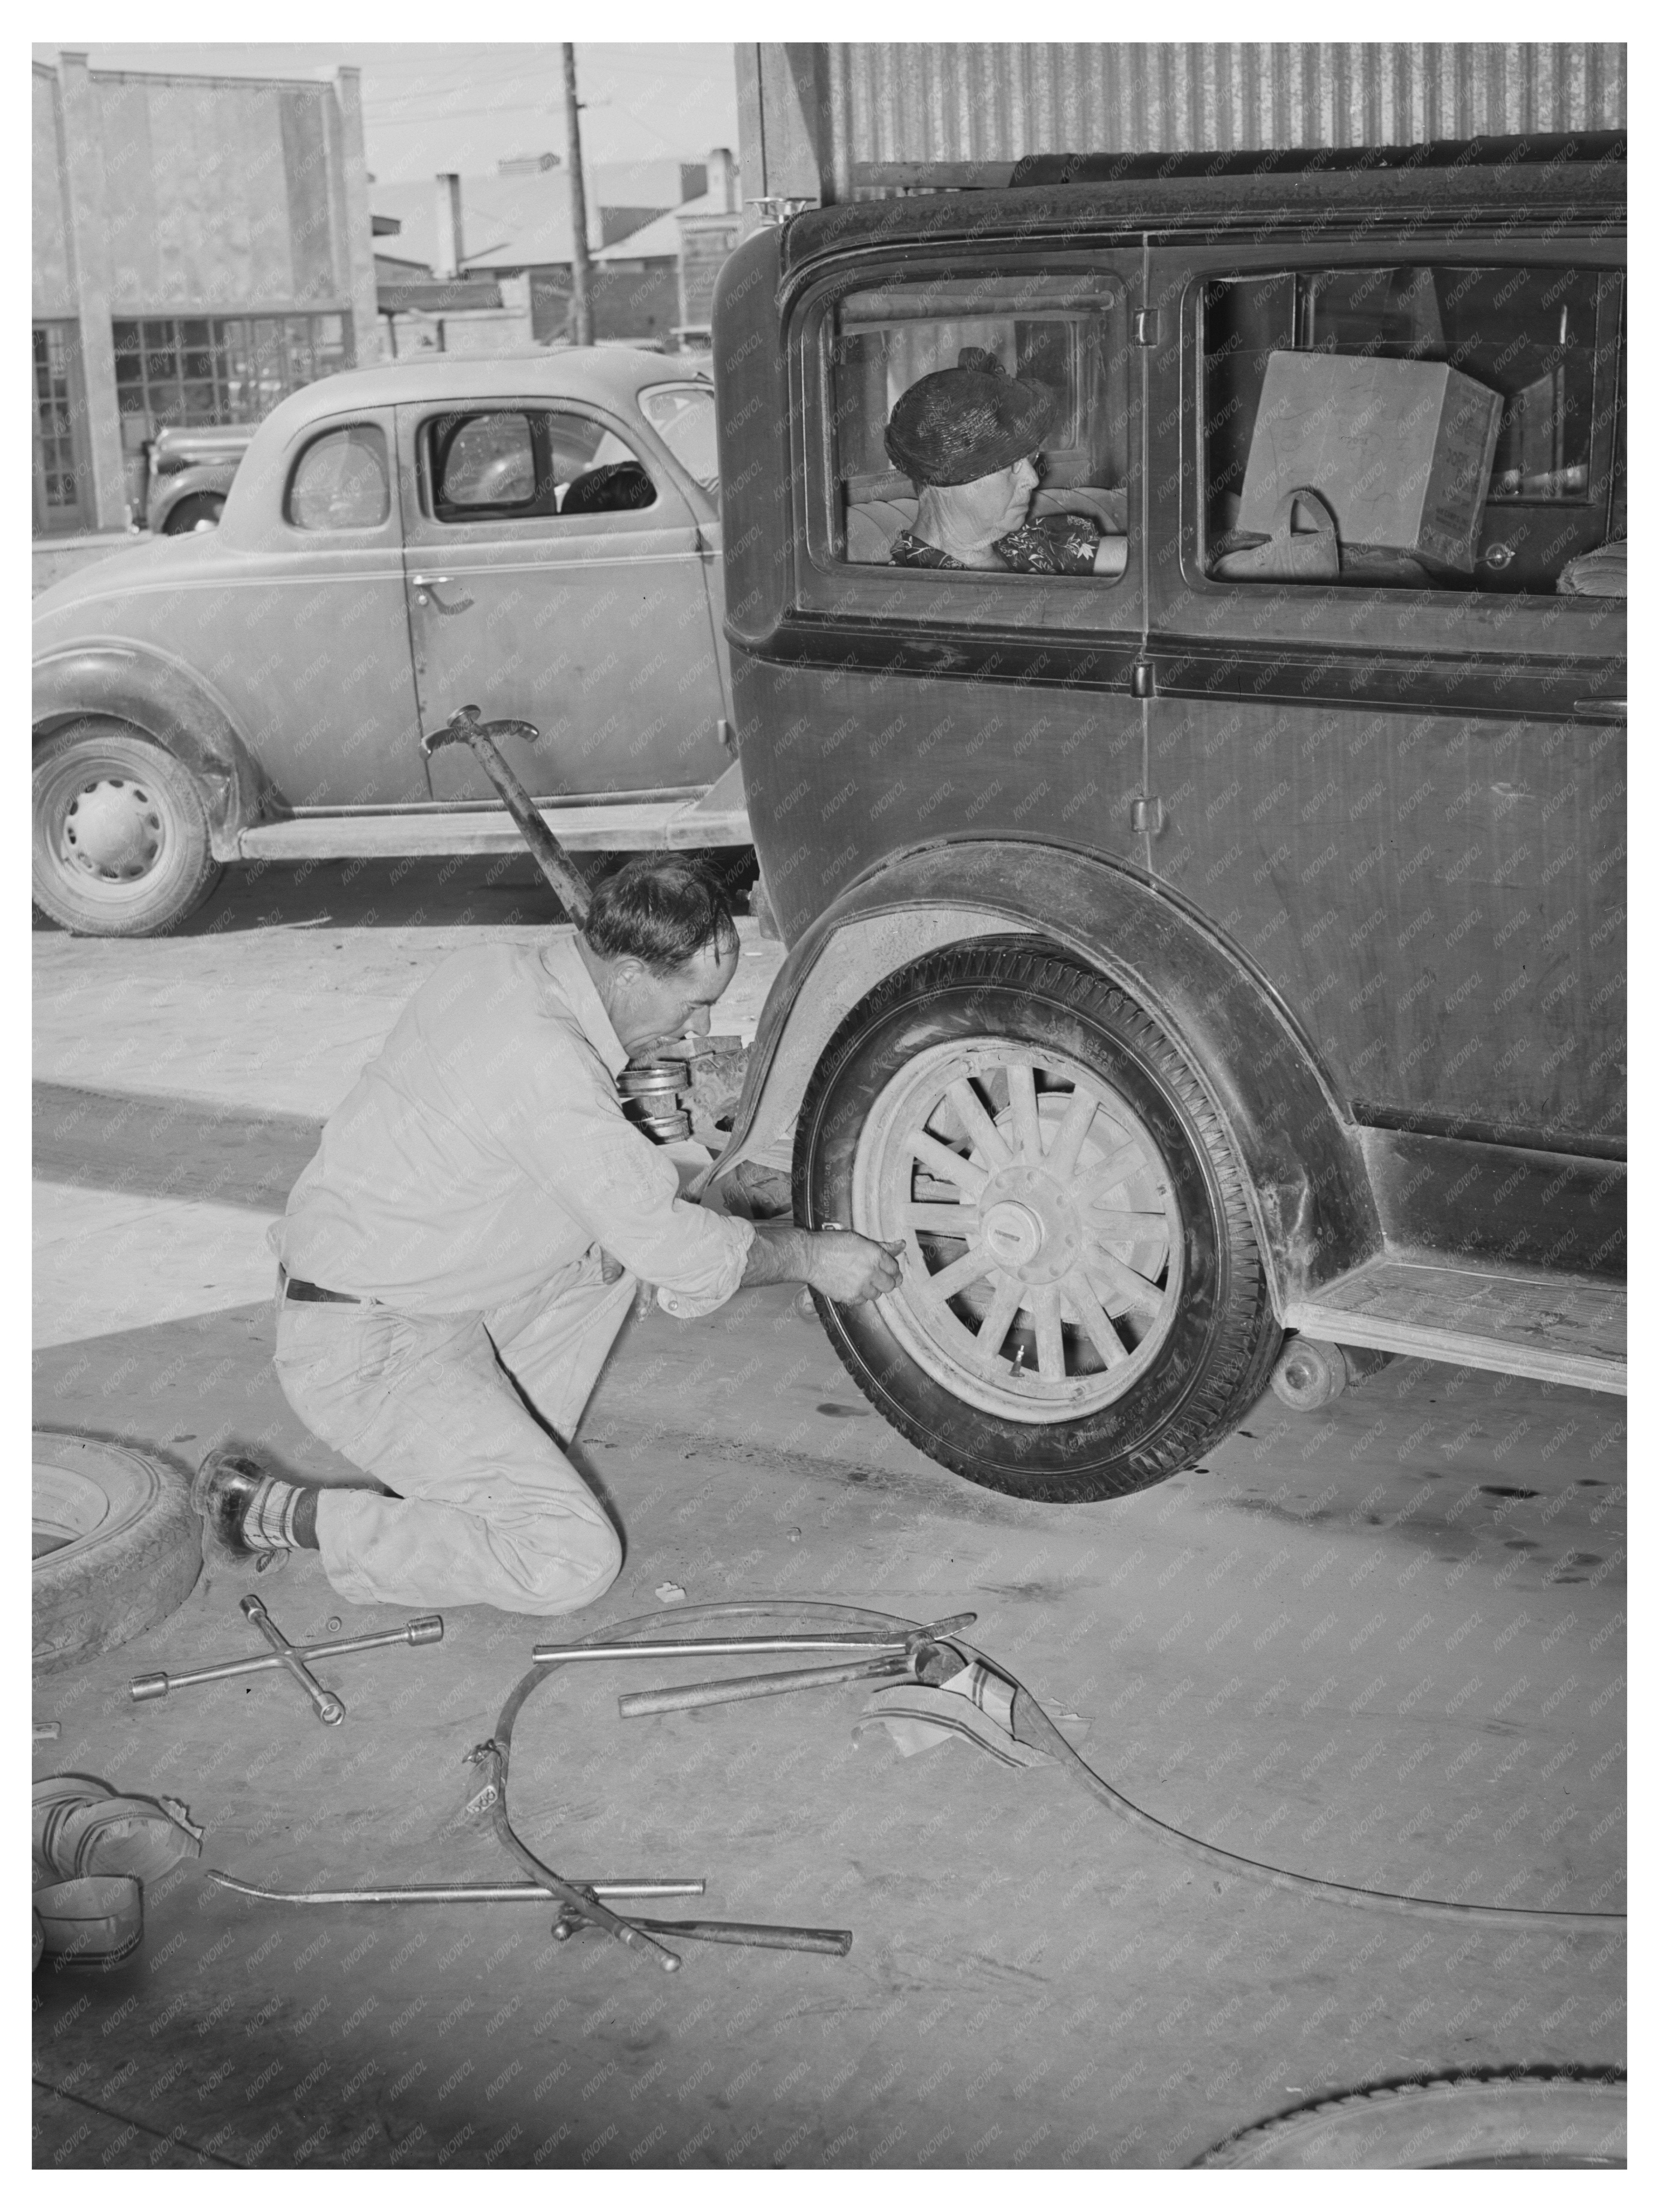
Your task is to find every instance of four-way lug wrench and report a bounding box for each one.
[132,1603,443,1723]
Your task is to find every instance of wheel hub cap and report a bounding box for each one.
[63,777,162,880]
[851,1038,1185,1424]
[978,1168,1080,1283]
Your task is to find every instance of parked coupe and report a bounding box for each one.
[33,347,743,935]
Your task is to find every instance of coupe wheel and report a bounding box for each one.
[33,720,222,937]
[795,940,1282,1501]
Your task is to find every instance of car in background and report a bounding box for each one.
[33,347,744,936]
[143,424,254,535]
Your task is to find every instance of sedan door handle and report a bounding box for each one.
[1573,699,1626,721]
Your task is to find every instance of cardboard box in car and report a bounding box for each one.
[1237,352,1502,574]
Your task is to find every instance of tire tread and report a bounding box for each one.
[798,940,1282,1502]
[33,1435,202,1673]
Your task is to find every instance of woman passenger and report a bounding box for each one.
[885,348,1120,576]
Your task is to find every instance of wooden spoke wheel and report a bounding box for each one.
[796,940,1282,1502]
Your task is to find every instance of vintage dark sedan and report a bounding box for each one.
[32,346,745,935]
[708,134,1625,1502]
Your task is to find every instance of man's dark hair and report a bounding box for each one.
[581,853,739,974]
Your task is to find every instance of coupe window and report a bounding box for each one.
[641,383,719,492]
[285,423,389,531]
[426,410,657,523]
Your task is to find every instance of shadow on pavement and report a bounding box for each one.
[33,849,759,938]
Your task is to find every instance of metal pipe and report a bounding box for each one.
[207,1871,705,1906]
[131,1615,443,1703]
[538,1635,905,1664]
[618,1654,911,1718]
[533,1612,974,1667]
[240,1593,344,1726]
[556,1914,852,1957]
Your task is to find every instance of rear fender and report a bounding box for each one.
[713,839,1380,1311]
[32,644,272,861]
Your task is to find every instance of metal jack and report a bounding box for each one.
[421,705,592,922]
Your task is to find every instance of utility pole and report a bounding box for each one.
[562,44,594,347]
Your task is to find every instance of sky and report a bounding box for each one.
[29,42,741,183]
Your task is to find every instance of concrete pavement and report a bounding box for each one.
[32,858,1625,2169]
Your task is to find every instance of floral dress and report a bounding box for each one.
[890,515,1100,574]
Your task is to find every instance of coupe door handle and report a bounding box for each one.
[411,575,474,615]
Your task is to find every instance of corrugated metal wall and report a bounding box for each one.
[821,43,1626,195]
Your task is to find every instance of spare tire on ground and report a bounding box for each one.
[33,1432,201,1673]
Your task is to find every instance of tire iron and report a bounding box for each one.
[238,1593,346,1725]
[207,1871,706,1907]
[132,1612,443,1708]
[531,1612,975,1668]
[618,1652,915,1718]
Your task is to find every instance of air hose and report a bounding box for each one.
[511,1598,1623,1935]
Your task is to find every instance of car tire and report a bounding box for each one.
[160,493,224,534]
[1193,2068,1626,2168]
[33,720,223,937]
[33,1432,202,1674]
[794,939,1282,1502]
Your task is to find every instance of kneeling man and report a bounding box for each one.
[195,856,898,1614]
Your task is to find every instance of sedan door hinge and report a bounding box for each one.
[1133,308,1160,346]
[1129,795,1165,837]
[1129,655,1156,699]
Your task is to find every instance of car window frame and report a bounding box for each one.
[413,401,672,533]
[785,248,1146,640]
[1152,231,1626,664]
[639,379,720,494]
[278,417,397,540]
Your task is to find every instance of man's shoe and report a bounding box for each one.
[192,1448,281,1562]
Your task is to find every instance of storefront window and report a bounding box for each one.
[111,312,354,456]
[33,321,87,533]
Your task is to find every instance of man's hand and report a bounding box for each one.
[741,1223,903,1304]
[806,1230,904,1304]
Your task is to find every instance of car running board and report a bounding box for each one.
[238,789,749,861]
[1283,1252,1626,1395]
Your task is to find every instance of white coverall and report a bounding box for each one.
[270,935,753,1613]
